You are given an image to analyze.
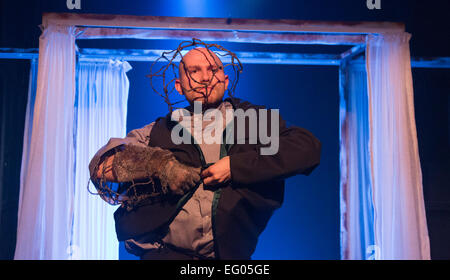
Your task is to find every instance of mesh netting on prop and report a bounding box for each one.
[88,147,166,210]
[146,38,243,113]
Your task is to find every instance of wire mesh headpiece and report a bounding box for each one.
[146,38,243,113]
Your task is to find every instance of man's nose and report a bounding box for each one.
[200,70,212,83]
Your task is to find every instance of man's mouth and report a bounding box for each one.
[193,87,213,94]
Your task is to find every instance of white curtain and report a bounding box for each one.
[72,59,131,259]
[15,24,132,259]
[19,58,38,221]
[340,32,430,260]
[366,33,430,259]
[15,25,78,259]
[339,61,375,260]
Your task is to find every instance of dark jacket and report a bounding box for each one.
[113,97,321,259]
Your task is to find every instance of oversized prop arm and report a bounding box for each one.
[92,145,201,203]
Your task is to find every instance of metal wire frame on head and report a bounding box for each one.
[89,39,242,209]
[146,38,243,113]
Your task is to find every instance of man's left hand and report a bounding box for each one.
[201,156,231,186]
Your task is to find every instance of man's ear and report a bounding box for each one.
[175,79,184,95]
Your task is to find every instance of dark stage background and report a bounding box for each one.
[0,0,449,260]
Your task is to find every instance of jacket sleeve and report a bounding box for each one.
[229,113,321,185]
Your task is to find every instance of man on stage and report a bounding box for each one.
[89,43,321,260]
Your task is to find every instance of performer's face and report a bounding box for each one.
[175,48,229,107]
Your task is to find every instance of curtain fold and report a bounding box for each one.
[366,33,430,259]
[72,59,131,259]
[15,25,77,259]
